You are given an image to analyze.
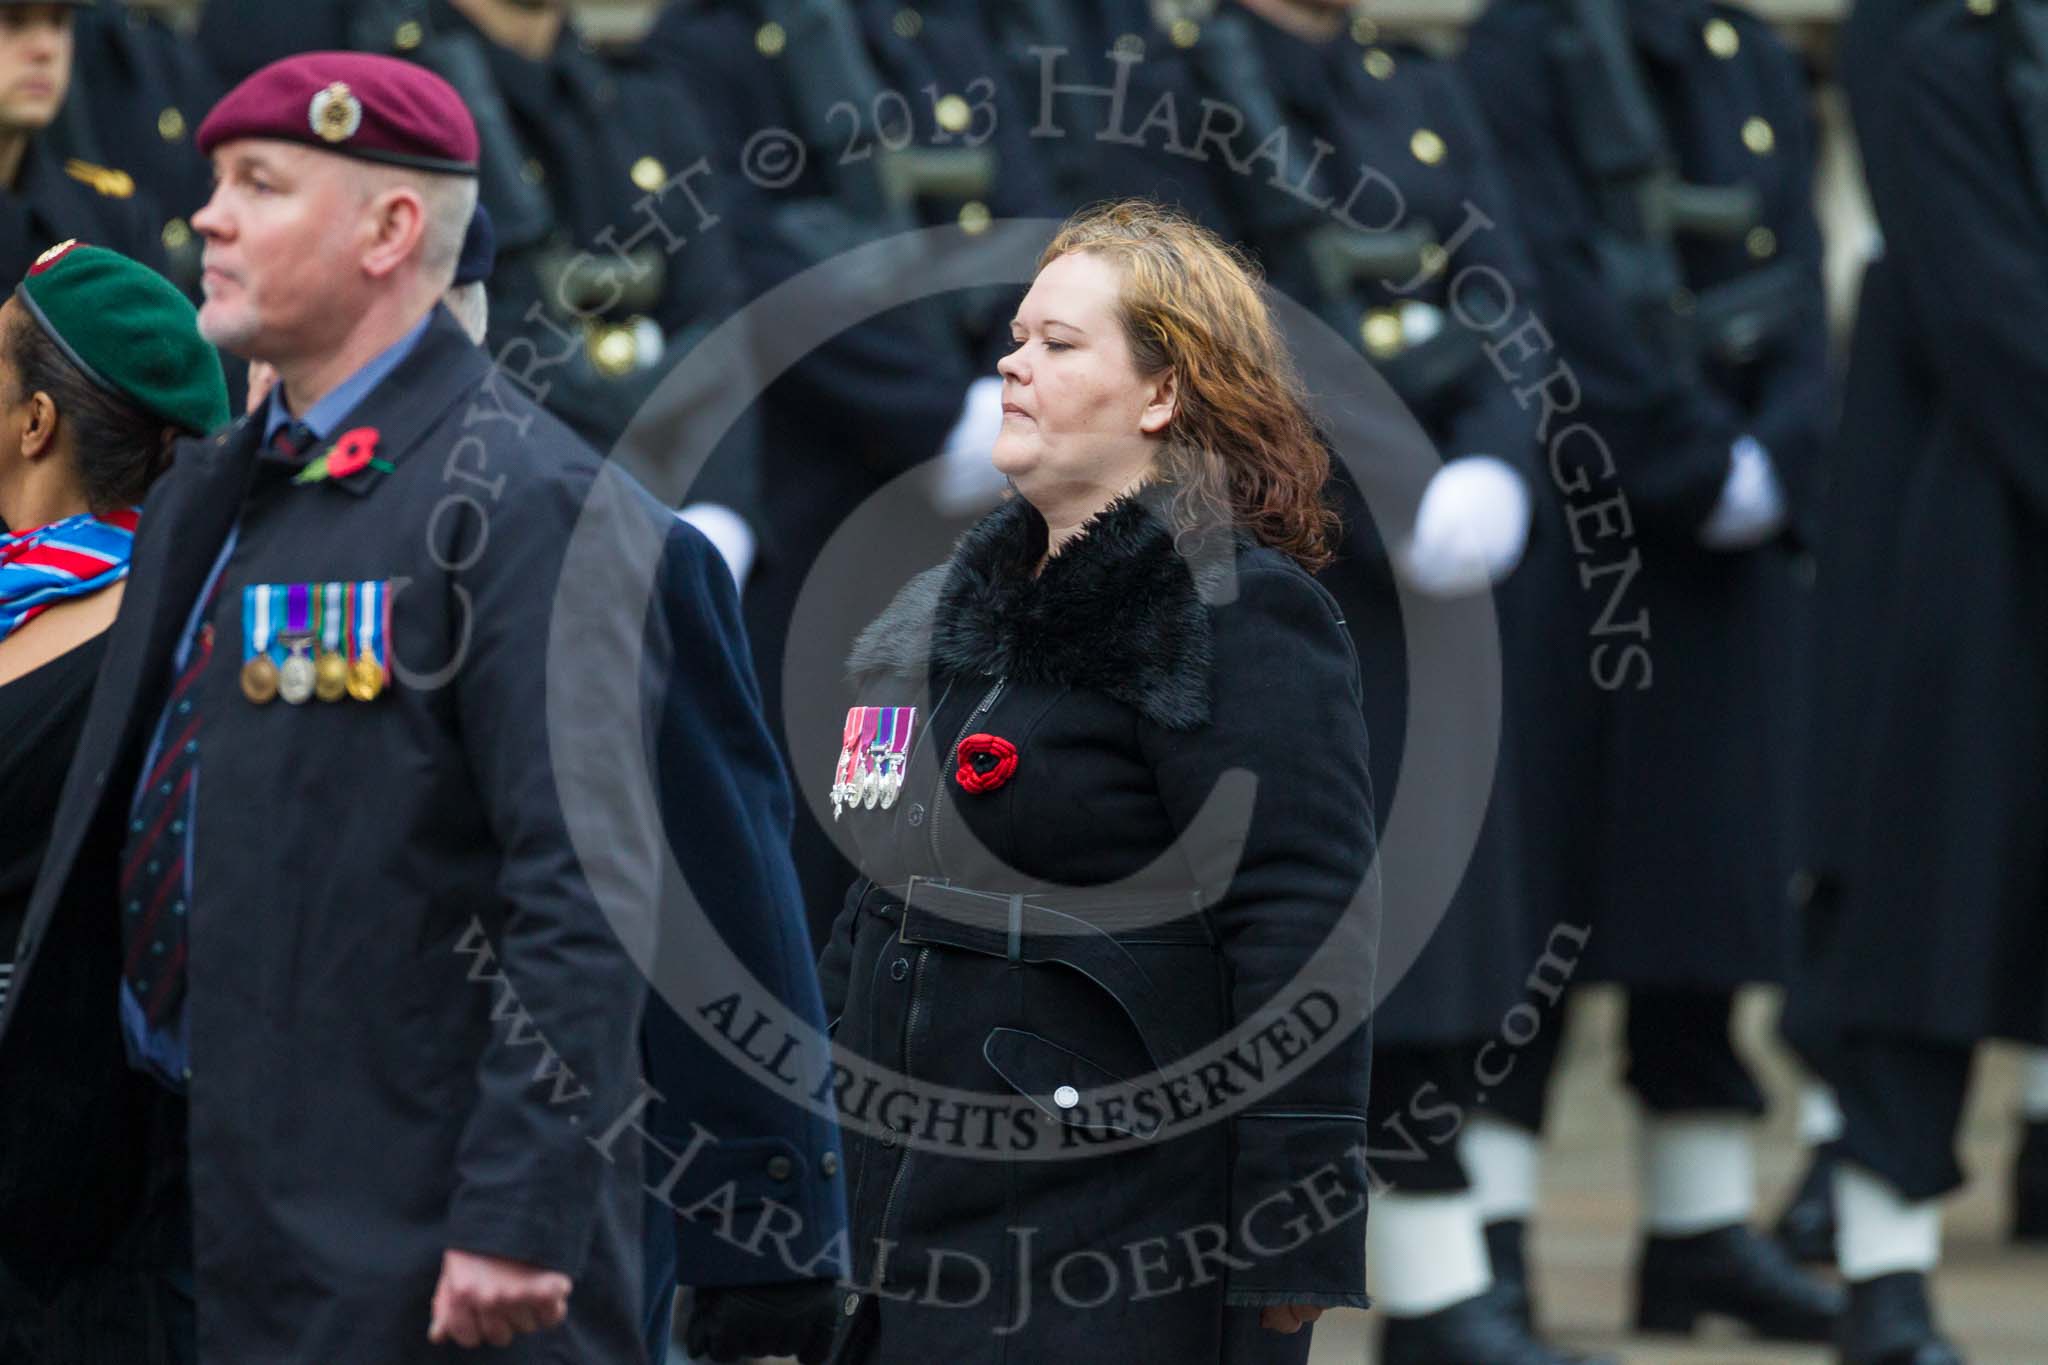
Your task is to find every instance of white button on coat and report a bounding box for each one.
[1053,1085,1080,1109]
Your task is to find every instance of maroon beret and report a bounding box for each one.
[197,52,478,176]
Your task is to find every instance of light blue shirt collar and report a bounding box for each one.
[263,311,433,446]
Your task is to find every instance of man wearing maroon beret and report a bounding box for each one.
[0,50,844,1364]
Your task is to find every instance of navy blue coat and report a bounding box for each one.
[1795,0,2048,1048]
[0,308,842,1359]
[49,2,222,295]
[1219,16,1549,1047]
[640,0,988,942]
[1463,0,1830,989]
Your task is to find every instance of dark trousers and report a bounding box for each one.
[1819,1034,1976,1201]
[1484,989,1767,1133]
[1370,1046,1481,1194]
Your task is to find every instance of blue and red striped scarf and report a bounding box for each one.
[0,507,140,643]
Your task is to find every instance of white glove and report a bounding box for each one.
[678,502,757,592]
[1393,455,1532,598]
[929,376,1010,516]
[1698,435,1787,550]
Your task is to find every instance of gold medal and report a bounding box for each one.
[346,653,385,702]
[314,650,349,702]
[240,654,279,705]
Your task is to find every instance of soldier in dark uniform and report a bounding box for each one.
[0,52,842,1363]
[1462,0,1843,1346]
[50,1,222,294]
[0,0,167,283]
[1787,0,2048,1359]
[641,0,1007,940]
[1208,6,1600,1362]
[985,0,1242,229]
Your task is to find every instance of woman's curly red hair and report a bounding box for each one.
[1038,199,1338,570]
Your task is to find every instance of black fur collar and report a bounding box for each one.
[846,492,1239,731]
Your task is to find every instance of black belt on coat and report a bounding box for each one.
[866,877,1216,1069]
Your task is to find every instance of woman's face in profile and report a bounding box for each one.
[994,251,1173,513]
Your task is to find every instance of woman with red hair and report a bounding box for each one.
[816,201,1378,1363]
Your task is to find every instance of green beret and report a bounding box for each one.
[15,239,229,436]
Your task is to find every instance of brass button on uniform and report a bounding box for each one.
[161,218,191,251]
[1967,0,1998,15]
[1410,128,1447,166]
[394,19,423,51]
[157,106,185,141]
[1418,243,1450,278]
[630,155,666,193]
[958,201,991,235]
[1170,19,1200,48]
[588,325,638,377]
[766,1155,794,1181]
[892,7,922,39]
[1361,308,1404,359]
[1364,48,1395,80]
[756,21,787,57]
[1351,15,1380,44]
[1746,226,1778,259]
[1742,116,1776,156]
[935,94,971,133]
[1703,18,1740,59]
[1113,32,1145,60]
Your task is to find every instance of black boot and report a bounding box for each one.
[1837,1272,1965,1365]
[2013,1119,2048,1244]
[1634,1224,1845,1342]
[1379,1290,1616,1365]
[1484,1218,1535,1331]
[1775,1148,1840,1264]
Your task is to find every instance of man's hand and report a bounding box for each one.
[426,1249,571,1349]
[1260,1303,1326,1334]
[681,1279,840,1364]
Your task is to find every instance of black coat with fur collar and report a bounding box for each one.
[815,493,1378,1364]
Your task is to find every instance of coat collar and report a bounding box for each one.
[846,489,1242,731]
[255,306,490,498]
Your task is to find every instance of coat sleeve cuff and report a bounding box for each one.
[1225,1113,1372,1304]
[443,1193,594,1281]
[666,1135,851,1288]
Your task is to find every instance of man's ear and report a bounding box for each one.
[1137,368,1178,436]
[361,186,428,281]
[19,390,58,461]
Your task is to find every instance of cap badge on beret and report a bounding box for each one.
[309,82,363,145]
[30,240,81,276]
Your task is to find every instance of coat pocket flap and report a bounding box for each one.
[982,1027,1162,1139]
